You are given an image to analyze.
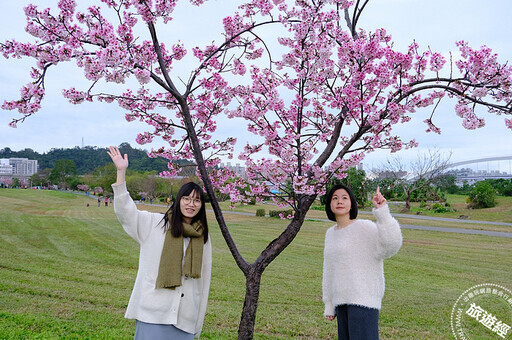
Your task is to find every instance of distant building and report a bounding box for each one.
[446,168,512,186]
[373,169,408,180]
[0,159,13,176]
[220,162,247,179]
[0,158,38,179]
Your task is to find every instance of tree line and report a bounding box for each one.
[325,167,509,211]
[0,142,171,174]
[1,143,197,202]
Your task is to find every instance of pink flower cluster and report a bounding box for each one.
[455,102,485,130]
[127,0,179,23]
[77,184,89,191]
[505,118,512,130]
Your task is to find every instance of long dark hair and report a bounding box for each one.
[324,183,358,221]
[162,182,208,243]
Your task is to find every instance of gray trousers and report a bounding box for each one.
[134,320,194,340]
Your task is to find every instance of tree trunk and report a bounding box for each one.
[238,266,262,340]
[404,192,411,211]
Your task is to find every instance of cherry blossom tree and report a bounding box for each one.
[77,183,89,191]
[0,178,14,188]
[2,0,511,338]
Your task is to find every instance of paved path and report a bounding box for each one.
[359,210,512,227]
[358,211,512,237]
[398,224,512,238]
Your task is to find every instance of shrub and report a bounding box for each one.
[433,206,455,213]
[430,202,455,213]
[256,209,265,217]
[432,202,443,210]
[269,209,293,218]
[468,181,497,209]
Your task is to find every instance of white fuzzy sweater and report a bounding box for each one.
[322,204,402,316]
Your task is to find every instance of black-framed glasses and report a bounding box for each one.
[181,196,201,206]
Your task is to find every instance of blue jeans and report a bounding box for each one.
[336,304,379,340]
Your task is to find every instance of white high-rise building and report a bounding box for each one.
[0,159,13,176]
[0,158,38,178]
[221,162,247,179]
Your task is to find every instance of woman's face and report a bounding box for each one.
[330,188,352,219]
[180,190,202,223]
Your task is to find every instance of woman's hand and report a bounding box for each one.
[372,186,387,209]
[107,146,128,184]
[326,315,336,321]
[107,146,128,171]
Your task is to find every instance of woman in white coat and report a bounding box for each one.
[108,146,212,339]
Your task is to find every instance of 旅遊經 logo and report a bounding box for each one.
[451,283,512,339]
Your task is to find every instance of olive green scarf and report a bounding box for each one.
[155,219,204,289]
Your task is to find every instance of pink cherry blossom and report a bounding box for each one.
[505,118,512,130]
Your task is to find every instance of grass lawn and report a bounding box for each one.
[0,188,511,339]
[405,194,512,222]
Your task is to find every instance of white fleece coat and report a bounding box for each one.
[112,182,212,338]
[322,204,402,316]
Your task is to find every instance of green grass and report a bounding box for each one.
[405,194,512,222]
[1,188,511,339]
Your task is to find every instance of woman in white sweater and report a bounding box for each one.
[107,146,212,339]
[322,184,402,340]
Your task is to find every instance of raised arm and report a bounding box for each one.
[107,146,153,242]
[107,146,129,184]
[372,186,402,259]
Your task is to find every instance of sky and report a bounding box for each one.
[1,0,511,173]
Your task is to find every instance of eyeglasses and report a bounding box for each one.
[181,196,201,206]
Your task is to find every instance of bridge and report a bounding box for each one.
[447,156,512,169]
[445,156,512,185]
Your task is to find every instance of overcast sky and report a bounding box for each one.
[1,0,511,173]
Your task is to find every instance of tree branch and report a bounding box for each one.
[147,21,181,97]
